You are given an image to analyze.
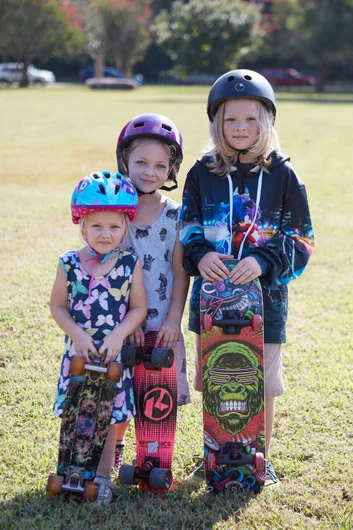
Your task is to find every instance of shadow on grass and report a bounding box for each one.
[1,482,257,530]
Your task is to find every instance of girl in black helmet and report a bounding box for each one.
[180,69,315,485]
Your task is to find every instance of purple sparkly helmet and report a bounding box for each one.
[116,113,183,186]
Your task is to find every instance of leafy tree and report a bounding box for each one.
[0,0,84,86]
[70,0,152,78]
[262,0,353,88]
[100,0,152,77]
[70,0,105,76]
[153,0,262,76]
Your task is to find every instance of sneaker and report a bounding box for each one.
[265,460,280,487]
[94,475,114,504]
[185,461,205,485]
[114,440,125,470]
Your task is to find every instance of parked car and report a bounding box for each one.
[79,65,143,85]
[0,63,56,84]
[260,68,317,88]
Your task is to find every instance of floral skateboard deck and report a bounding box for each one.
[46,351,122,501]
[119,331,177,493]
[200,259,266,494]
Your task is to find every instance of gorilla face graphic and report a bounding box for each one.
[203,342,264,436]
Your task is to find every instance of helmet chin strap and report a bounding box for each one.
[136,188,156,196]
[135,178,178,195]
[85,246,120,297]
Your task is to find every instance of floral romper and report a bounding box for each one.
[53,249,137,424]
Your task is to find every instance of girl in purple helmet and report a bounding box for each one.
[114,113,191,467]
[50,171,147,503]
[179,69,315,485]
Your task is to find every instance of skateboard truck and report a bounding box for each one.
[202,311,263,335]
[119,457,173,490]
[121,344,174,371]
[62,465,85,494]
[205,442,264,470]
[46,466,100,501]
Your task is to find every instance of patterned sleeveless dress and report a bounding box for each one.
[53,249,137,424]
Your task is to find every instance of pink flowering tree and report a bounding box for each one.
[0,0,84,86]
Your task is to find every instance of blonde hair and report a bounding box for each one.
[206,99,281,176]
[120,137,178,182]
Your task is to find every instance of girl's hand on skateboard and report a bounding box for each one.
[198,252,233,281]
[229,256,261,285]
[72,330,97,362]
[100,333,123,365]
[155,318,181,350]
[127,326,145,347]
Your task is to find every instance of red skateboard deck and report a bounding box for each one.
[119,331,177,492]
[200,259,265,494]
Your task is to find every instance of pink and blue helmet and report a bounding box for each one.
[71,170,138,224]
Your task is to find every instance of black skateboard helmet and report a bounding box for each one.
[207,69,276,123]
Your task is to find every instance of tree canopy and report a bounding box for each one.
[153,0,262,76]
[0,0,84,86]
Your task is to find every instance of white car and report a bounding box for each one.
[0,63,56,84]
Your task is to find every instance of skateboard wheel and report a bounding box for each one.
[106,362,122,383]
[69,356,86,376]
[46,474,64,496]
[254,452,265,471]
[205,452,216,471]
[151,348,174,369]
[149,468,173,490]
[120,345,136,366]
[251,314,263,332]
[82,481,99,502]
[119,464,139,485]
[201,314,213,332]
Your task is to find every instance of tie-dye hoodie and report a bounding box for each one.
[179,151,314,343]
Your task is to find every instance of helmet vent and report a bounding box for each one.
[244,75,252,80]
[133,121,144,128]
[114,184,120,195]
[98,184,106,195]
[227,76,235,82]
[92,173,99,179]
[162,124,172,132]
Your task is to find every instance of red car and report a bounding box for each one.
[260,68,317,87]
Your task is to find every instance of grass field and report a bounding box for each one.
[0,85,352,530]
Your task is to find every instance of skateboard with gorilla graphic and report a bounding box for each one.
[200,259,266,494]
[119,331,177,493]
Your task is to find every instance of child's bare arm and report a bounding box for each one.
[101,259,147,363]
[50,263,97,361]
[156,236,190,349]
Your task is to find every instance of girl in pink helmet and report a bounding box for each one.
[50,171,147,503]
[114,113,191,467]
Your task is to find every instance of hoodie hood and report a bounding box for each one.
[199,150,290,173]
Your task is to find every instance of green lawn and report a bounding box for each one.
[0,85,352,529]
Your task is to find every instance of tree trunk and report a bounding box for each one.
[19,60,30,88]
[94,49,105,79]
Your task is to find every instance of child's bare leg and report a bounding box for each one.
[265,396,275,457]
[193,334,202,392]
[96,425,117,477]
[114,420,131,442]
